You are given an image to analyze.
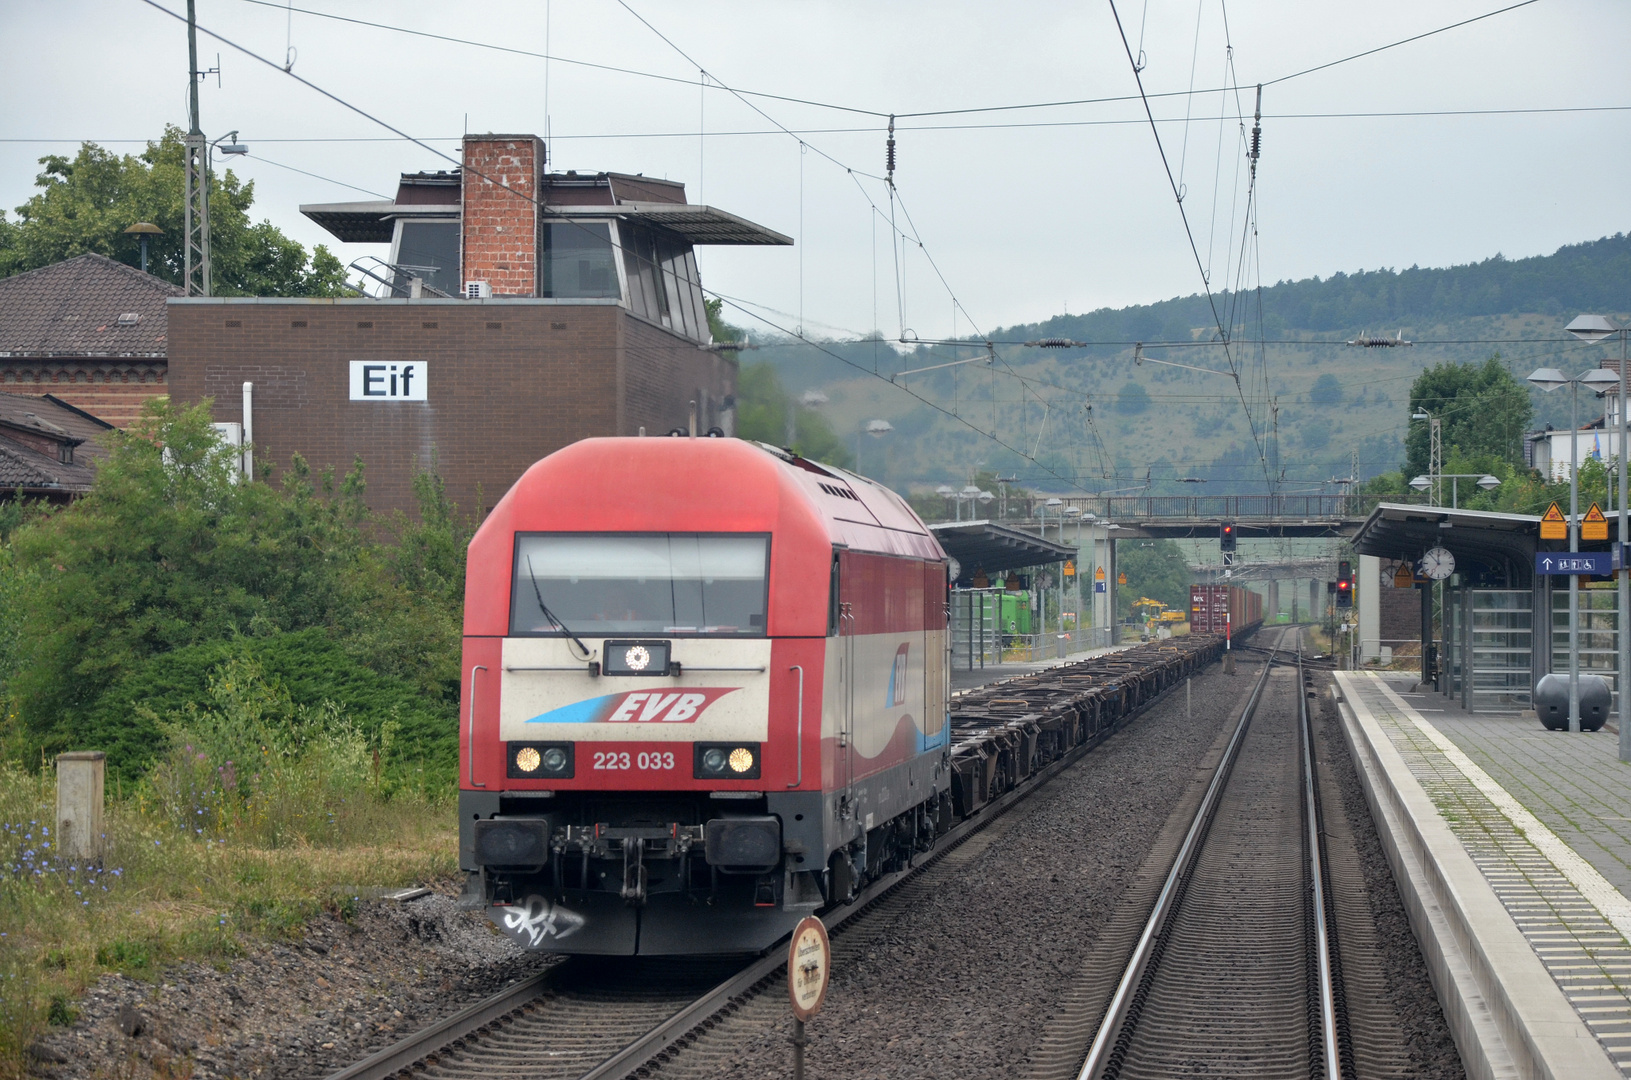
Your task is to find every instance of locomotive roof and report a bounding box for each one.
[464,437,944,638]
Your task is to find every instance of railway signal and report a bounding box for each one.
[1219,521,1237,553]
[1336,561,1353,608]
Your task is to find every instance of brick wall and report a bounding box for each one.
[0,360,166,428]
[167,301,732,519]
[461,136,543,297]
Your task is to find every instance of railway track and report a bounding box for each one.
[1074,626,1350,1079]
[323,636,1229,1080]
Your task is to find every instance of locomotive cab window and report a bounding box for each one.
[511,533,769,636]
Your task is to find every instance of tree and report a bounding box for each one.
[0,127,349,296]
[734,364,853,468]
[1310,373,1343,406]
[1116,381,1151,415]
[1115,539,1192,620]
[0,400,467,768]
[1404,355,1532,478]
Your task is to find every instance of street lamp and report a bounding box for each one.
[1528,364,1620,731]
[1411,472,1501,508]
[856,418,892,475]
[1567,314,1631,762]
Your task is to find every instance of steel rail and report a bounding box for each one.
[324,642,1223,1080]
[1074,627,1287,1080]
[1299,648,1345,1079]
[578,662,1194,1080]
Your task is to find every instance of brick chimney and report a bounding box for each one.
[460,135,544,296]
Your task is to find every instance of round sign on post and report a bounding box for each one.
[787,916,831,1020]
[787,915,830,1080]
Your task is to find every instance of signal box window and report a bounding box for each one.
[511,533,769,636]
[392,220,459,296]
[542,222,620,299]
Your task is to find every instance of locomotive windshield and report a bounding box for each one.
[510,533,769,636]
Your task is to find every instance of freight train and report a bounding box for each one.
[1188,583,1264,638]
[458,436,1228,956]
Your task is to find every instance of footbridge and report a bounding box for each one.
[1015,493,1426,540]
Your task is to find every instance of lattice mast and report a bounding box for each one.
[183,0,210,296]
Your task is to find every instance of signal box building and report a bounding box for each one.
[166,133,791,517]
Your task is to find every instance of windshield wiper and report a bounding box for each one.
[526,556,592,659]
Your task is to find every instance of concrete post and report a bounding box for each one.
[1267,580,1280,622]
[1359,554,1381,662]
[56,751,106,863]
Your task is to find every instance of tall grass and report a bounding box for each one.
[0,661,457,1076]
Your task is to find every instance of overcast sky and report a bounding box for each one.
[3,0,1627,339]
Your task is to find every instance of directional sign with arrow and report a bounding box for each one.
[1536,552,1611,576]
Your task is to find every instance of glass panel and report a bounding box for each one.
[542,222,620,299]
[663,240,688,336]
[394,221,460,296]
[619,222,648,318]
[511,533,768,636]
[682,249,708,340]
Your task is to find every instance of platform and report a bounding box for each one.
[1335,669,1631,1080]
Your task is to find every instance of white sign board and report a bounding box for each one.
[349,361,428,402]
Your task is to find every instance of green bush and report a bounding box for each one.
[85,629,454,785]
[0,399,468,782]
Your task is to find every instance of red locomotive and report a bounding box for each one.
[459,437,951,954]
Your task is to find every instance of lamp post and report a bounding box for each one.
[1528,365,1621,732]
[857,419,893,476]
[1566,315,1631,761]
[1409,472,1500,509]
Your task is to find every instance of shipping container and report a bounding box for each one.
[1189,583,1263,637]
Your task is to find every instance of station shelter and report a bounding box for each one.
[1350,502,1624,713]
[929,520,1084,669]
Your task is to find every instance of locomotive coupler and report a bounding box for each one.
[552,824,704,904]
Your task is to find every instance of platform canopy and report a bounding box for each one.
[930,520,1076,587]
[1351,503,1549,587]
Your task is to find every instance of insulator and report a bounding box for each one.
[886,138,896,175]
[1250,127,1261,161]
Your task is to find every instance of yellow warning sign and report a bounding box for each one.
[1117,572,1128,585]
[1095,566,1105,581]
[1393,563,1416,589]
[1063,560,1076,577]
[1583,503,1609,542]
[1541,502,1567,541]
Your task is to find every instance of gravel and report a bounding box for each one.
[28,881,555,1080]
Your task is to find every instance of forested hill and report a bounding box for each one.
[1002,232,1631,350]
[738,232,1631,496]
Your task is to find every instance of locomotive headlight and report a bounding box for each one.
[508,742,573,779]
[694,742,760,780]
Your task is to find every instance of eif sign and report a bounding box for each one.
[349,361,428,402]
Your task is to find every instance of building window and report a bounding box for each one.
[542,222,620,299]
[619,223,706,341]
[392,220,460,296]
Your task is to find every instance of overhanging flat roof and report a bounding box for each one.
[300,199,792,247]
[299,200,454,243]
[930,520,1076,585]
[546,203,792,245]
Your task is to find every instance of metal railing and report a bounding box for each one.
[1066,492,1424,523]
